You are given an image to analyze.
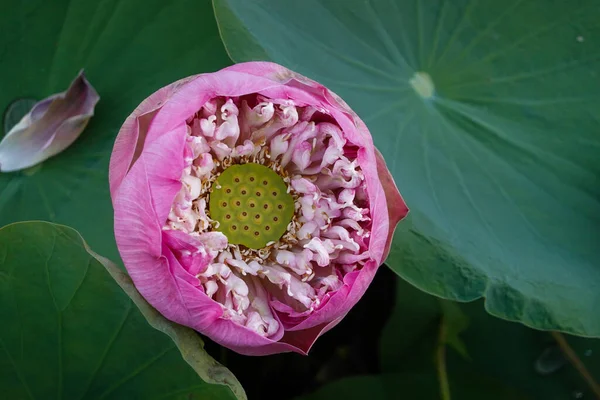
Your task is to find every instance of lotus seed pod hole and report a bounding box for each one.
[209,163,294,249]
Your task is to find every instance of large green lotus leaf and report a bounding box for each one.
[380,278,600,399]
[0,221,245,400]
[0,0,231,262]
[213,0,600,336]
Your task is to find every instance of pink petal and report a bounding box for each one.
[0,70,99,172]
[285,260,377,332]
[162,229,211,276]
[144,71,284,146]
[375,147,409,260]
[110,74,197,194]
[291,141,313,171]
[198,232,229,252]
[113,141,196,329]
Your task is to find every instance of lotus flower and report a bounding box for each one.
[109,62,408,355]
[0,70,99,172]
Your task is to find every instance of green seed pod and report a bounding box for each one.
[209,163,294,249]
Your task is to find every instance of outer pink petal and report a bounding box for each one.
[375,148,409,260]
[113,126,196,327]
[144,72,284,146]
[222,61,285,77]
[109,75,198,195]
[278,319,339,354]
[285,259,377,331]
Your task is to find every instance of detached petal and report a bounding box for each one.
[0,70,100,172]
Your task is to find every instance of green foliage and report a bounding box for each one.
[382,278,600,399]
[298,277,600,399]
[213,0,600,336]
[439,300,469,360]
[296,374,439,400]
[0,221,244,400]
[2,1,600,398]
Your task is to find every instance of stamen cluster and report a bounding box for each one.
[164,95,371,336]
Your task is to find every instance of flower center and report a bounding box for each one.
[209,163,295,249]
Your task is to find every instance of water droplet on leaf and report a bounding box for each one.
[534,344,566,375]
[3,98,38,136]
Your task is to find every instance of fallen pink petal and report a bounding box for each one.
[109,61,408,356]
[0,70,100,172]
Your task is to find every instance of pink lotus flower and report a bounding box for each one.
[109,62,408,356]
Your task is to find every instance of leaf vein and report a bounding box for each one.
[95,344,175,400]
[78,302,133,400]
